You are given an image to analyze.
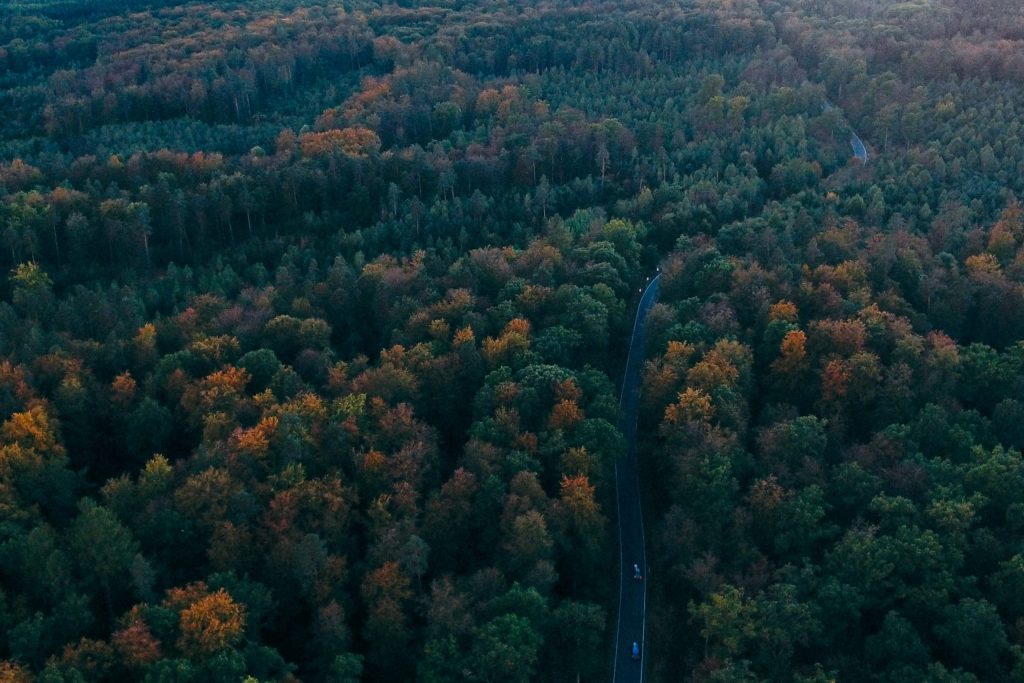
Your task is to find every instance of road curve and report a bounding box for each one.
[823,100,869,163]
[612,273,661,683]
[851,132,868,163]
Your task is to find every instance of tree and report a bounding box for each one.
[360,562,412,676]
[933,598,1008,678]
[0,662,33,683]
[177,589,246,659]
[690,585,753,660]
[467,614,541,683]
[865,611,929,672]
[553,475,605,587]
[547,600,605,681]
[747,584,821,676]
[113,620,162,669]
[423,468,479,572]
[771,329,808,376]
[502,510,554,578]
[328,653,363,683]
[10,262,53,320]
[68,500,138,621]
[418,635,462,683]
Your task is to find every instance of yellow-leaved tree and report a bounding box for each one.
[177,588,246,659]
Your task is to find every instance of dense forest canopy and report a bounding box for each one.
[2,0,1024,680]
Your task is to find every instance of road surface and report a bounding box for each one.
[850,132,868,163]
[823,101,869,163]
[612,273,661,683]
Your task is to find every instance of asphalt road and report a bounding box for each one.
[851,132,868,163]
[612,273,661,683]
[823,100,869,163]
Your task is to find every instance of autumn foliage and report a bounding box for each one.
[3,0,1024,679]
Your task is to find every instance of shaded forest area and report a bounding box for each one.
[2,0,1024,681]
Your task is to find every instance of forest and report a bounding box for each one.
[2,0,1024,680]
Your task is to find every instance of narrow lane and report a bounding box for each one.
[824,100,869,163]
[612,273,661,683]
[850,131,868,163]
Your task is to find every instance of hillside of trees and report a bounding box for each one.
[2,0,1024,680]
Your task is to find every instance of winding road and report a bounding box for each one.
[850,131,868,163]
[612,273,661,683]
[823,100,869,163]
